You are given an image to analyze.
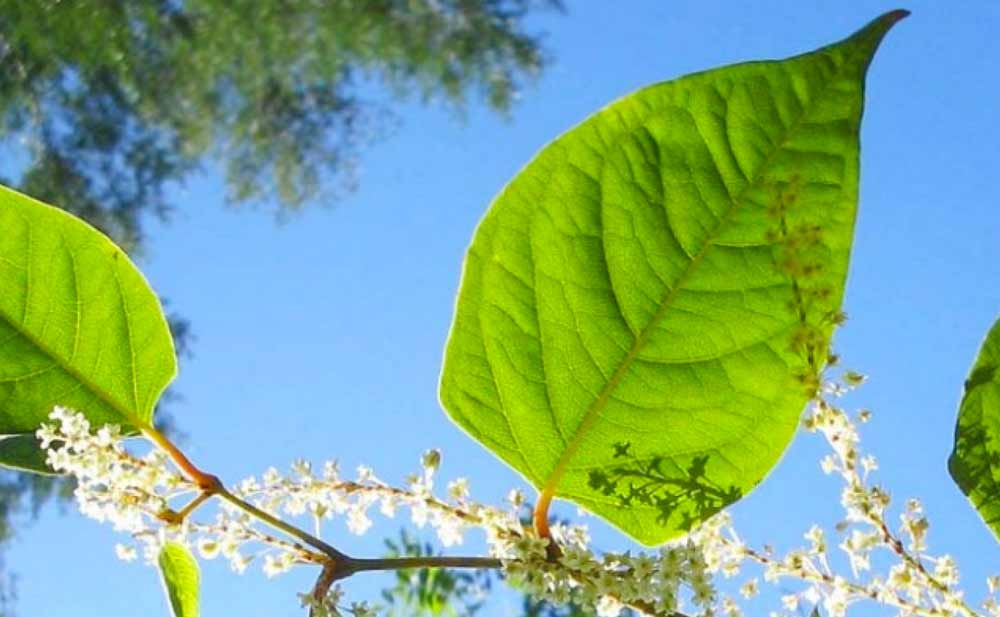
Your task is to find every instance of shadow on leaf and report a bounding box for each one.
[587,443,743,531]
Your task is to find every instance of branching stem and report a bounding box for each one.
[141,426,506,583]
[159,490,214,524]
[142,423,351,561]
[216,488,351,562]
[142,424,222,492]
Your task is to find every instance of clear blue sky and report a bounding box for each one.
[8,1,1000,615]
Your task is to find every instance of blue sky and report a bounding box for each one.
[7,1,1000,615]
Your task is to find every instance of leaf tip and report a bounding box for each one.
[883,8,911,25]
[854,8,910,47]
[834,8,909,72]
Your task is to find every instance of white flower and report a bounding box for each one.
[421,449,441,473]
[435,514,464,547]
[988,574,1000,595]
[353,465,376,484]
[721,595,742,617]
[447,478,470,501]
[229,552,253,574]
[263,553,294,578]
[291,459,312,479]
[985,597,1000,617]
[262,467,282,487]
[197,538,220,559]
[507,488,525,508]
[781,594,798,610]
[820,454,838,474]
[346,506,372,535]
[322,460,340,481]
[935,555,959,587]
[804,524,825,554]
[379,495,398,518]
[115,543,138,562]
[860,454,878,475]
[238,476,259,495]
[595,595,623,617]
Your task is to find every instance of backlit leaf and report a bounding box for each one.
[950,316,1000,540]
[0,184,176,470]
[158,542,201,617]
[0,433,55,474]
[440,12,905,545]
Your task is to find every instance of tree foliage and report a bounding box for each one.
[0,0,560,246]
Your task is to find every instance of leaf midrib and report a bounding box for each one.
[538,62,845,500]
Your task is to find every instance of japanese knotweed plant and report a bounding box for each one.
[6,9,997,617]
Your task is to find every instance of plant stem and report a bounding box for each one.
[140,424,350,561]
[533,490,553,539]
[341,555,502,577]
[140,427,508,586]
[310,563,338,617]
[142,424,222,492]
[216,488,351,562]
[159,490,214,524]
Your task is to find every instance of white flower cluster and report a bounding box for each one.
[38,408,322,574]
[232,450,727,615]
[798,397,977,616]
[41,381,1000,617]
[36,409,521,571]
[497,521,721,617]
[229,447,512,552]
[690,386,1000,617]
[37,407,193,561]
[39,407,723,616]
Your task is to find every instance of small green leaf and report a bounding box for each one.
[0,184,176,470]
[440,12,905,544]
[0,434,55,474]
[950,316,1000,540]
[158,542,200,617]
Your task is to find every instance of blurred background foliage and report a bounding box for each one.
[0,0,560,613]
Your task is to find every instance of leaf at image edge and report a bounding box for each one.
[0,184,177,472]
[158,542,200,617]
[439,11,906,545]
[950,316,1000,541]
[0,434,56,474]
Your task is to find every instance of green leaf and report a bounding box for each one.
[0,184,176,470]
[949,316,1000,540]
[439,11,905,545]
[0,434,55,474]
[158,542,201,617]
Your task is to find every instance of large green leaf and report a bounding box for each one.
[440,12,905,545]
[949,317,1000,540]
[158,542,201,617]
[0,184,176,470]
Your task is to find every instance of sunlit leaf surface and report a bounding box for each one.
[440,12,905,544]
